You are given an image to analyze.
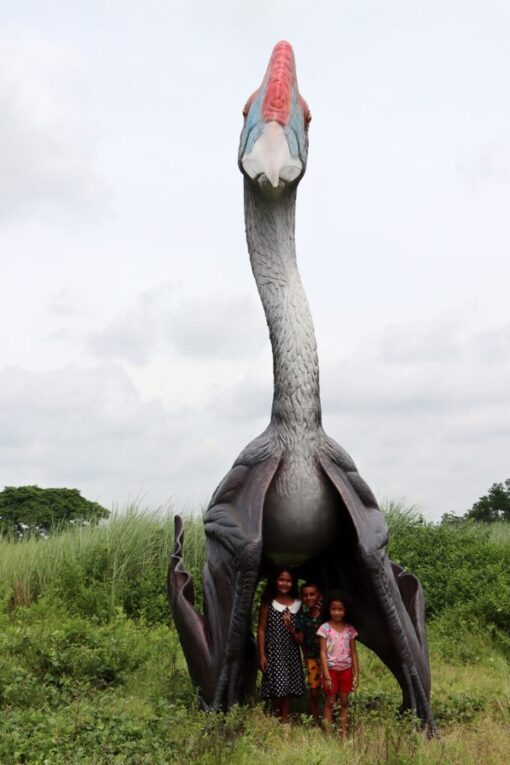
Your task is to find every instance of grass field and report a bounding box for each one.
[1,508,509,763]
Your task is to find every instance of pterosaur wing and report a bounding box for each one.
[318,445,435,729]
[391,561,429,655]
[169,430,282,709]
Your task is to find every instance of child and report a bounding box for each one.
[257,567,305,721]
[285,582,323,723]
[317,590,359,737]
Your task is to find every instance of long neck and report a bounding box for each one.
[244,179,322,435]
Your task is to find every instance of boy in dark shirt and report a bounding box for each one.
[291,582,323,723]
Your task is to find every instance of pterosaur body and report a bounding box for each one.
[169,42,435,730]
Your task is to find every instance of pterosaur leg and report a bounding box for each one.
[319,452,436,732]
[169,516,258,708]
[168,446,281,710]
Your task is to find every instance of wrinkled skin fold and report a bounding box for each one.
[168,429,436,732]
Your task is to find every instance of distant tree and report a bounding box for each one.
[464,479,510,523]
[0,485,110,539]
[440,512,465,525]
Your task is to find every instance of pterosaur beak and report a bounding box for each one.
[241,121,302,188]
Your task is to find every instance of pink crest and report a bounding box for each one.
[262,41,297,127]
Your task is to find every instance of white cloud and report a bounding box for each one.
[0,363,218,507]
[456,142,510,189]
[0,350,273,512]
[322,313,510,416]
[88,285,266,365]
[168,294,265,359]
[0,27,109,220]
[198,310,510,518]
[1,305,509,521]
[319,313,510,517]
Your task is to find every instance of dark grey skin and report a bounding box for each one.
[168,41,436,732]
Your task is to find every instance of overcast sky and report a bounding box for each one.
[1,1,509,520]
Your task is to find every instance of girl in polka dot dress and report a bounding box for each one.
[257,568,305,721]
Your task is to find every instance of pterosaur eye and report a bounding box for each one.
[305,111,312,127]
[242,90,259,120]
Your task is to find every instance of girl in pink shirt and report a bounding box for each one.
[317,590,359,736]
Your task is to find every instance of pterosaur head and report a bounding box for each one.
[239,41,311,190]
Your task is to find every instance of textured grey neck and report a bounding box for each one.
[244,179,338,566]
[244,179,322,441]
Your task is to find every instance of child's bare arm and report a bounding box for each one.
[350,639,359,688]
[319,636,332,692]
[257,602,269,672]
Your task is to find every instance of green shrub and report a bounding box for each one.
[2,608,147,695]
[387,517,510,631]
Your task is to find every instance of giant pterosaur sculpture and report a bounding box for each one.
[168,41,435,730]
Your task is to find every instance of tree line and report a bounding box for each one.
[0,485,109,539]
[0,478,509,540]
[442,478,510,524]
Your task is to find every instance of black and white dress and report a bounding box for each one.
[261,599,306,699]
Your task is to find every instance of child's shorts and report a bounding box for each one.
[304,658,321,689]
[323,667,353,694]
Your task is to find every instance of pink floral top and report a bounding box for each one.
[316,622,358,670]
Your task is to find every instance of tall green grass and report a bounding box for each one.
[380,498,424,535]
[2,503,509,631]
[0,506,205,621]
[1,505,510,762]
[487,521,510,544]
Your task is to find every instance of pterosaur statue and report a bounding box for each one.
[168,41,435,730]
